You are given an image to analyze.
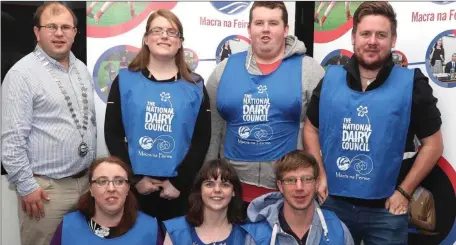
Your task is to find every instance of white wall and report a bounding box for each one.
[1,177,20,245]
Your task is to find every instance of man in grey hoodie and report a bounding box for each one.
[243,150,354,245]
[205,1,327,206]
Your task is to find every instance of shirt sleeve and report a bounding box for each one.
[301,57,325,122]
[169,84,211,193]
[1,69,39,196]
[305,78,324,128]
[104,76,131,166]
[205,60,228,161]
[49,221,63,245]
[411,69,442,139]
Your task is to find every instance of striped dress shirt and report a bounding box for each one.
[2,46,97,196]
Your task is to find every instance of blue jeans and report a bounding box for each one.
[322,195,408,245]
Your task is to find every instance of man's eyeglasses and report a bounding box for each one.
[90,177,129,188]
[38,24,76,35]
[281,176,316,185]
[147,27,181,38]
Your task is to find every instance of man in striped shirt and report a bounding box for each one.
[1,3,96,245]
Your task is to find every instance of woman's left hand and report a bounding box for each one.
[160,180,180,200]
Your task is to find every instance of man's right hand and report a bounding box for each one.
[135,176,163,195]
[21,187,50,220]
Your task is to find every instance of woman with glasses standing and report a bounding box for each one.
[49,156,161,245]
[104,9,211,222]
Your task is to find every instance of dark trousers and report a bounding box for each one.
[134,189,189,222]
[322,195,408,245]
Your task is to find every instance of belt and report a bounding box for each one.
[34,169,88,179]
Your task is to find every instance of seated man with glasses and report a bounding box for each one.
[49,156,161,245]
[244,150,354,245]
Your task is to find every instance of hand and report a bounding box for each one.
[385,190,409,215]
[135,177,162,195]
[316,175,328,204]
[21,187,50,220]
[160,180,180,200]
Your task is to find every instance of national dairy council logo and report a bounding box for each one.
[238,124,273,142]
[139,136,175,153]
[336,154,373,175]
[211,1,251,15]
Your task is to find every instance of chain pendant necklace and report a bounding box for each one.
[34,48,89,157]
[201,222,231,245]
[360,74,376,88]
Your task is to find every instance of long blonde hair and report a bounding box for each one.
[128,9,200,83]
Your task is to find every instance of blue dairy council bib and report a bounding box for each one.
[320,65,413,199]
[164,216,247,245]
[119,69,202,177]
[62,211,158,245]
[217,52,302,161]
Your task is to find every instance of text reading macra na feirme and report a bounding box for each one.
[200,17,249,28]
[412,9,456,22]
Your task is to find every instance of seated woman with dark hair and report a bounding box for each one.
[50,156,162,245]
[163,159,265,245]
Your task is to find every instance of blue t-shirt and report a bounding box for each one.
[190,225,240,245]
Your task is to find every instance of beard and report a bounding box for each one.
[355,50,391,70]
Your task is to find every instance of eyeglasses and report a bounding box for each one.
[38,24,76,35]
[281,176,316,185]
[147,27,181,38]
[90,177,129,188]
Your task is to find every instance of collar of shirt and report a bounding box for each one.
[35,45,76,72]
[343,53,395,92]
[278,206,309,244]
[140,68,182,82]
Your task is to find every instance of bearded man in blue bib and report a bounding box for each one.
[303,2,443,245]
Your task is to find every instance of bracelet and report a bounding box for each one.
[396,186,412,201]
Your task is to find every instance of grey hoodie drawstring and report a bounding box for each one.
[316,207,330,242]
[270,223,278,245]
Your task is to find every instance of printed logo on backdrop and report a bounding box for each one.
[139,92,175,159]
[238,85,273,145]
[336,105,373,181]
[201,2,250,29]
[425,29,456,88]
[320,49,353,70]
[392,50,409,67]
[211,1,251,15]
[314,1,362,43]
[92,45,139,103]
[87,1,177,38]
[215,35,251,64]
[432,157,456,245]
[184,48,199,71]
